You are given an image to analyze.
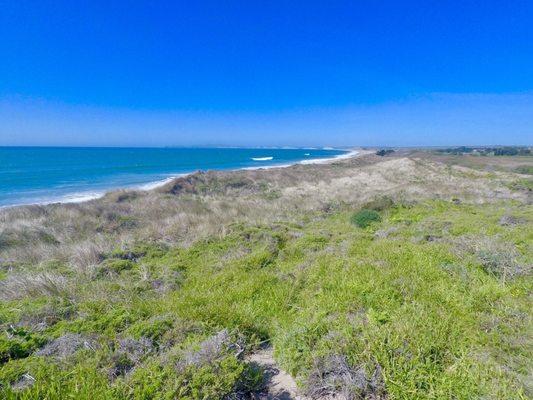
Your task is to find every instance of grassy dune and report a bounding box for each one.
[1,151,532,399]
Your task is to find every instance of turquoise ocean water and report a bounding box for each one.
[0,147,349,207]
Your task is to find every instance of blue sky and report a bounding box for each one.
[1,1,532,146]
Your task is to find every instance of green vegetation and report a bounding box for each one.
[0,327,47,364]
[350,209,382,228]
[376,149,395,156]
[1,198,531,399]
[507,177,533,192]
[436,146,532,156]
[514,165,533,175]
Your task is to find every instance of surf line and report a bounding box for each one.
[251,156,273,161]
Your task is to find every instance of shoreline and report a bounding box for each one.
[1,149,361,209]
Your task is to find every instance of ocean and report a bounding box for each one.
[0,147,350,207]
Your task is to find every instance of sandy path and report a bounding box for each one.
[247,347,309,400]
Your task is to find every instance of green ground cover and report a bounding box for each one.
[1,199,531,399]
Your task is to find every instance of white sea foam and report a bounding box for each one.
[251,156,274,161]
[299,150,359,165]
[243,149,358,170]
[1,177,183,209]
[242,163,293,171]
[60,192,106,204]
[6,191,108,208]
[138,176,184,191]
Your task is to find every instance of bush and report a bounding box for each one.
[107,338,153,379]
[457,236,528,281]
[97,259,135,276]
[351,209,381,228]
[126,316,174,343]
[35,333,97,359]
[172,356,255,399]
[376,149,394,156]
[305,355,386,400]
[0,327,47,363]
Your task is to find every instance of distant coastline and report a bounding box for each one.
[58,149,360,205]
[0,147,357,208]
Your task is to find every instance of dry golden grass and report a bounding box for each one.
[0,272,71,301]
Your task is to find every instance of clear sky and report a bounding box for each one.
[1,1,532,147]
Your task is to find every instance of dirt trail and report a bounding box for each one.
[248,347,309,400]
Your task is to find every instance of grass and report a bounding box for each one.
[0,152,532,398]
[0,198,531,399]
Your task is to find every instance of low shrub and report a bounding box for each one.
[108,337,153,379]
[172,356,257,399]
[126,316,174,343]
[305,355,386,400]
[110,243,167,261]
[457,236,528,281]
[351,209,381,228]
[376,149,394,156]
[35,333,98,359]
[0,327,47,364]
[167,330,257,399]
[97,259,135,276]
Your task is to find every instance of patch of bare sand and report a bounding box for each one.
[248,347,308,400]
